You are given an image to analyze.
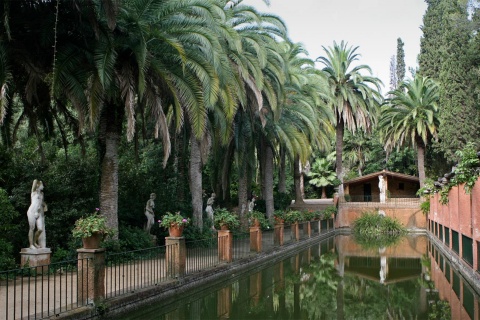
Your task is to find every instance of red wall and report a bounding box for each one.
[429,180,480,271]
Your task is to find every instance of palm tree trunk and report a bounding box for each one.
[189,132,203,229]
[336,119,345,195]
[416,139,426,187]
[238,164,249,228]
[265,144,274,220]
[278,147,287,193]
[321,187,327,199]
[98,103,122,239]
[294,155,304,204]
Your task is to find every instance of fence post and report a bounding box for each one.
[250,227,262,252]
[218,230,233,262]
[165,237,186,277]
[77,248,106,305]
[306,221,312,238]
[274,223,284,246]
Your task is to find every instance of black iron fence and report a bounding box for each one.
[185,237,220,274]
[105,245,174,299]
[2,219,335,319]
[0,257,91,320]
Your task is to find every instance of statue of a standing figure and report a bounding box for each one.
[205,193,215,229]
[27,179,47,249]
[378,175,386,203]
[145,193,156,233]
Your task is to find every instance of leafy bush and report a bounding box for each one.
[353,211,406,238]
[213,208,239,229]
[0,188,20,270]
[322,205,337,219]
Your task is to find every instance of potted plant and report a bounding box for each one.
[273,210,286,224]
[72,210,112,249]
[322,205,337,220]
[214,208,240,230]
[159,211,190,237]
[284,210,303,224]
[303,210,316,221]
[248,210,268,228]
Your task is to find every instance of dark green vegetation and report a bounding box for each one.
[0,0,479,268]
[352,211,406,249]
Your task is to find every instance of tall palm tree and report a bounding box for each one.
[379,75,440,186]
[307,154,336,199]
[53,0,230,232]
[317,41,382,195]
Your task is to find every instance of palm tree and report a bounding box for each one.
[53,0,230,232]
[307,155,336,199]
[379,75,440,186]
[317,41,382,195]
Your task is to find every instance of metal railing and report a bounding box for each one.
[185,238,220,274]
[339,196,420,207]
[232,232,253,260]
[105,245,174,299]
[0,257,91,320]
[3,219,336,319]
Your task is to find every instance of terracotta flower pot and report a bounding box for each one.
[252,218,261,227]
[82,232,103,249]
[168,224,184,237]
[274,217,284,224]
[220,224,229,231]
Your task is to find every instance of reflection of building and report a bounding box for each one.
[335,235,426,285]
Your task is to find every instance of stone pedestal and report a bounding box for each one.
[250,227,262,252]
[77,248,106,305]
[165,237,186,277]
[20,248,51,273]
[291,222,299,241]
[218,230,233,262]
[274,224,284,246]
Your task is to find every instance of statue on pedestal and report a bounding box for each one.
[145,193,156,233]
[27,179,47,249]
[205,193,215,229]
[378,175,386,203]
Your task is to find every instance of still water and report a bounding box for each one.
[123,235,478,319]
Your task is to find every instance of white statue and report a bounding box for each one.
[145,193,156,233]
[27,179,47,249]
[378,175,386,203]
[248,196,256,212]
[206,193,215,220]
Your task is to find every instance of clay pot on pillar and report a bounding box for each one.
[168,224,184,237]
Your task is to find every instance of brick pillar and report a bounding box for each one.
[274,223,284,246]
[291,222,300,241]
[165,237,186,277]
[77,248,105,305]
[306,221,312,238]
[218,230,233,262]
[250,227,262,252]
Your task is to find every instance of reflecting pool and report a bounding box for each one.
[122,234,478,319]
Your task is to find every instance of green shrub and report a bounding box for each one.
[353,211,406,239]
[322,205,337,219]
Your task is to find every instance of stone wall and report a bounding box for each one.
[336,199,425,230]
[428,179,480,272]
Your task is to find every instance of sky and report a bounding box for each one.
[242,0,428,94]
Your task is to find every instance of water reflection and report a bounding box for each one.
[123,235,479,319]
